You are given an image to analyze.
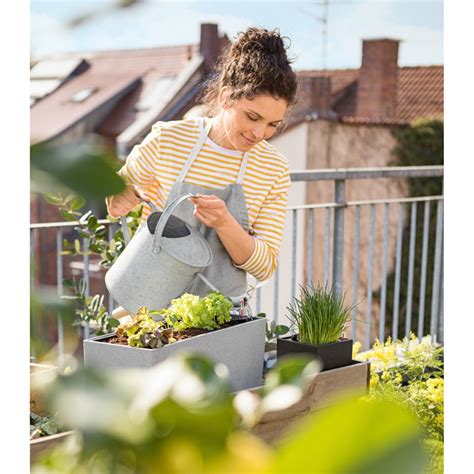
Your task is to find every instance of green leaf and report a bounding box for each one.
[43,192,63,205]
[79,210,92,224]
[275,324,290,336]
[62,278,75,289]
[30,141,126,201]
[108,240,116,253]
[108,318,120,328]
[69,195,86,211]
[94,225,106,238]
[89,242,103,253]
[79,279,87,296]
[87,216,98,230]
[74,227,91,239]
[271,397,425,474]
[59,208,78,222]
[74,239,81,253]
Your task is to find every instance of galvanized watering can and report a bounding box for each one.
[105,193,214,313]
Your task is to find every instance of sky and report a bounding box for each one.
[30,0,443,70]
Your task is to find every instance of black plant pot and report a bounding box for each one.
[277,335,353,371]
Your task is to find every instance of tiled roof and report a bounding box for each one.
[395,66,444,122]
[30,45,200,143]
[296,65,443,125]
[298,68,359,97]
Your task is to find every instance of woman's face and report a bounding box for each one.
[215,88,288,151]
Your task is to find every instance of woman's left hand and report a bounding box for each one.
[189,194,232,230]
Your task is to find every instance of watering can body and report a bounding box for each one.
[105,194,213,313]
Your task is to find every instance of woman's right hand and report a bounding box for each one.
[106,184,149,218]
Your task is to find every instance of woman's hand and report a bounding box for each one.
[107,184,149,218]
[189,194,233,230]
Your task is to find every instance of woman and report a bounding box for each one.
[107,27,298,300]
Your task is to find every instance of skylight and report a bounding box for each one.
[70,87,97,103]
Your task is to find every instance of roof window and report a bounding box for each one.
[70,87,97,103]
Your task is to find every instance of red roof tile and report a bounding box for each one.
[296,65,443,124]
[31,45,200,143]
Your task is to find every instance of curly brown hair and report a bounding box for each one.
[198,27,298,117]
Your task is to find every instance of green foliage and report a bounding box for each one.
[378,119,444,338]
[286,283,353,345]
[32,354,425,474]
[116,307,166,348]
[355,333,444,442]
[161,292,233,331]
[30,412,61,439]
[31,140,125,200]
[423,439,444,474]
[265,318,290,342]
[44,190,142,268]
[271,396,425,474]
[62,278,119,336]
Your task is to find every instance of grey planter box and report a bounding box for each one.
[83,318,266,391]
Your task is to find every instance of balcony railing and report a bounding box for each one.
[30,165,443,361]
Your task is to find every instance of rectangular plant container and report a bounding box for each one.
[30,431,75,462]
[277,335,353,371]
[84,318,266,391]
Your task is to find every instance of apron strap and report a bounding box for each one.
[236,152,249,184]
[177,117,249,185]
[176,118,211,183]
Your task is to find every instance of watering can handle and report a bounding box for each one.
[152,193,195,253]
[120,199,159,246]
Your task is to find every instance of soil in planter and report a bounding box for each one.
[103,319,253,347]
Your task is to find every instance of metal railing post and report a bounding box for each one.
[332,179,346,297]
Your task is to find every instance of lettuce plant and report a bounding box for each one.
[116,307,165,348]
[161,291,233,331]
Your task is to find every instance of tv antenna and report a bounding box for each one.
[299,0,330,71]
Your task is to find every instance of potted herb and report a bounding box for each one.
[277,283,354,371]
[84,292,266,391]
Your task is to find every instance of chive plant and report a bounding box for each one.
[286,283,353,345]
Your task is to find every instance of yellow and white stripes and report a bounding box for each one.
[119,117,291,282]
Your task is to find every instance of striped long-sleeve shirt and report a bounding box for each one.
[118,117,291,282]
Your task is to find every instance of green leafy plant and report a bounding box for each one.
[265,318,290,342]
[30,412,61,440]
[116,307,168,348]
[286,283,353,345]
[161,291,233,330]
[43,190,143,268]
[62,278,119,335]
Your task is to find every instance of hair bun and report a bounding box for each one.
[232,27,290,63]
[197,26,298,117]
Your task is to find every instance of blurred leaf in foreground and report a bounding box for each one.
[30,140,125,200]
[271,395,426,474]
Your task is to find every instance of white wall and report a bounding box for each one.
[248,122,308,327]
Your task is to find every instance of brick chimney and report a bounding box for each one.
[307,76,332,111]
[200,23,220,76]
[355,38,400,119]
